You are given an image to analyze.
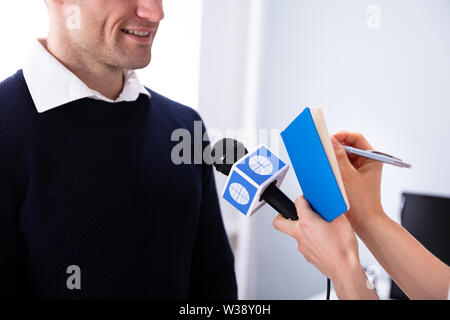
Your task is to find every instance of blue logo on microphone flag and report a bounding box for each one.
[236,146,286,186]
[223,171,258,215]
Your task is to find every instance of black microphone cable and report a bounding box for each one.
[326,278,331,300]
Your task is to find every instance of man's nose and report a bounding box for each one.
[136,0,165,22]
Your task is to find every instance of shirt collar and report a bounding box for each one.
[23,38,151,113]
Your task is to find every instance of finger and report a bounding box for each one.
[294,196,311,218]
[333,131,374,151]
[331,136,357,177]
[273,214,299,237]
[336,138,378,169]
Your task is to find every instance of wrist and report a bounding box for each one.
[332,252,362,283]
[332,263,378,300]
[352,207,388,238]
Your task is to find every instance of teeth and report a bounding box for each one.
[122,29,150,37]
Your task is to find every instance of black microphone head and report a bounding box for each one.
[211,138,248,176]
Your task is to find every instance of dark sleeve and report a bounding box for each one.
[0,159,20,299]
[188,116,238,300]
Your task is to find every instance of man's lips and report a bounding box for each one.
[121,28,156,43]
[121,27,156,37]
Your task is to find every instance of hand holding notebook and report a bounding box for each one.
[281,107,349,222]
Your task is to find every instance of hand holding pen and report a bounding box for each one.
[332,133,411,169]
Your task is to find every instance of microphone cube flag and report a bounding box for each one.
[222,145,289,216]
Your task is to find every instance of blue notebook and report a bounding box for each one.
[281,107,349,222]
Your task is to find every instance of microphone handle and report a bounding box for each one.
[260,183,299,221]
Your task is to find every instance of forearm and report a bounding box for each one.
[333,263,379,300]
[356,213,450,300]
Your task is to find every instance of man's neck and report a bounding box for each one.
[44,36,125,100]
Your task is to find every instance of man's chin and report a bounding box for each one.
[123,56,152,70]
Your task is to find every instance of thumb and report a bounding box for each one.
[331,136,356,178]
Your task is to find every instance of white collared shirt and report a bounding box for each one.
[23,38,150,113]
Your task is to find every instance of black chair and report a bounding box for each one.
[390,192,450,299]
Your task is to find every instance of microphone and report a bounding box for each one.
[210,138,298,221]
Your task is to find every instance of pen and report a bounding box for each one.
[343,145,412,169]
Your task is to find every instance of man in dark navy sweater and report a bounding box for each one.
[0,0,237,299]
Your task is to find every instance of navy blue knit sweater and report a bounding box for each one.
[0,70,237,299]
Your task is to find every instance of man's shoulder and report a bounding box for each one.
[0,69,28,95]
[0,70,36,144]
[145,88,202,124]
[0,69,32,115]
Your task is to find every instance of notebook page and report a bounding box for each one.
[310,107,350,209]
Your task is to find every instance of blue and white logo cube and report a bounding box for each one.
[222,145,289,216]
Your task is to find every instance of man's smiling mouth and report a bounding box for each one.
[121,29,151,37]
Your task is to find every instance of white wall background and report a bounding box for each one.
[137,0,202,109]
[0,1,48,81]
[199,0,450,299]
